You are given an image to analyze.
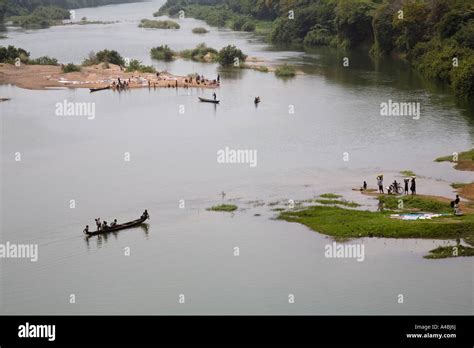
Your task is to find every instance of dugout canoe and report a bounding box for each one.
[84,216,148,237]
[198,97,220,104]
[90,86,111,93]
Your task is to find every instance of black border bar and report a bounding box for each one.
[0,315,472,346]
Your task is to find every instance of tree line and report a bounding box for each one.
[158,0,474,99]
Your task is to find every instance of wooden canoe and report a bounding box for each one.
[84,216,148,237]
[199,97,220,104]
[90,86,111,93]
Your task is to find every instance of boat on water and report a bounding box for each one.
[84,216,148,237]
[90,86,111,93]
[199,97,220,104]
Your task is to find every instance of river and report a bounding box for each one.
[0,0,472,314]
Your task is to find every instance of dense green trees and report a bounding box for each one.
[0,45,29,63]
[8,6,70,29]
[159,0,474,99]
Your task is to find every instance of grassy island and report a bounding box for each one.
[278,194,474,258]
[207,204,238,212]
[435,149,474,171]
[139,19,180,29]
[425,245,474,259]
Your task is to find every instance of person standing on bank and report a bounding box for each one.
[410,177,416,195]
[404,178,410,195]
[377,175,384,194]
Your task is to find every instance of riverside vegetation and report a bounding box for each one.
[0,0,141,29]
[0,46,155,73]
[157,0,474,100]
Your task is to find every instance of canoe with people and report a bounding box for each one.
[83,210,150,237]
[199,97,220,104]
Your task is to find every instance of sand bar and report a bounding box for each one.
[0,63,220,91]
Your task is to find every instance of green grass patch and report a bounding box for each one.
[451,182,468,189]
[378,195,450,213]
[207,204,238,212]
[139,19,180,29]
[314,199,360,208]
[275,64,296,78]
[400,170,416,177]
[425,245,474,259]
[278,204,474,241]
[320,193,342,199]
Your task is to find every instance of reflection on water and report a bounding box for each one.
[84,223,150,251]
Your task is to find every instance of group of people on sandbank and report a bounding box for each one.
[107,72,221,91]
[359,174,464,216]
[360,174,417,195]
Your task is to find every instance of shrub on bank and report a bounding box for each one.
[180,43,218,62]
[217,45,247,67]
[28,56,59,65]
[150,45,175,61]
[62,63,81,73]
[125,59,156,73]
[82,49,125,66]
[275,64,296,78]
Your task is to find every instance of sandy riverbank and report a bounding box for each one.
[0,63,219,90]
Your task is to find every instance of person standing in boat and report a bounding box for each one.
[213,92,217,101]
[95,218,101,231]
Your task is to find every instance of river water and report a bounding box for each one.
[0,0,473,314]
